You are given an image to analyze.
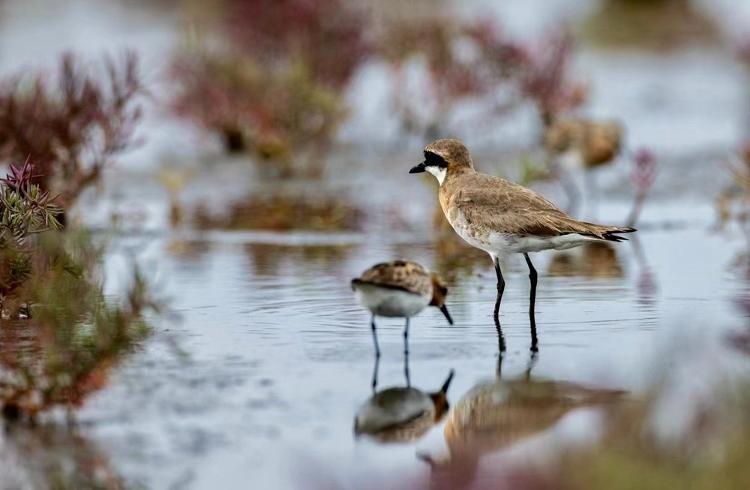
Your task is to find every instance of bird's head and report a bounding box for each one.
[429,369,455,420]
[409,138,473,185]
[429,272,453,325]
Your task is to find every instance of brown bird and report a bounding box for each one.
[544,117,622,169]
[352,260,452,358]
[410,139,634,352]
[543,117,623,210]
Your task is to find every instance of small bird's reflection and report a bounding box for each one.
[354,360,454,444]
[421,354,624,485]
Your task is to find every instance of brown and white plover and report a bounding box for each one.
[410,138,634,352]
[352,260,453,358]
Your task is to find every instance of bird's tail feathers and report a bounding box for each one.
[580,224,636,242]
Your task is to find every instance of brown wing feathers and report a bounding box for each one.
[567,221,635,242]
[448,173,635,241]
[352,260,431,295]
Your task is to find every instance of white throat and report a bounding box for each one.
[426,166,447,185]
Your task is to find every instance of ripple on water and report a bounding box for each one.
[62,217,750,488]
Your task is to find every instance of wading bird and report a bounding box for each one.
[352,260,453,358]
[410,139,634,352]
[543,117,623,211]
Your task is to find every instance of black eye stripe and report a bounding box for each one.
[424,151,447,168]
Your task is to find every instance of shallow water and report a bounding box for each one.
[43,194,740,489]
[0,0,749,488]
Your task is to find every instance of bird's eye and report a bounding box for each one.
[425,152,446,168]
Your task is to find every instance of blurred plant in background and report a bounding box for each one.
[554,383,750,490]
[0,162,159,420]
[2,423,127,489]
[0,232,160,420]
[378,16,528,140]
[582,0,720,50]
[194,192,364,232]
[223,0,368,90]
[0,52,144,209]
[379,17,588,142]
[520,31,587,127]
[0,160,61,313]
[716,142,750,230]
[170,0,370,177]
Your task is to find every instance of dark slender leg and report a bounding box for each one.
[371,351,380,393]
[404,351,411,388]
[403,318,411,387]
[403,318,410,356]
[524,349,539,381]
[493,256,506,353]
[524,253,539,352]
[495,352,504,379]
[371,316,381,358]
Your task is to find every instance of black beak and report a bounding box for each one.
[439,304,453,325]
[440,369,455,394]
[409,162,426,174]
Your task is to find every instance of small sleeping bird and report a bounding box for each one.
[352,260,453,357]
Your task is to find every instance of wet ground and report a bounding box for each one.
[1,0,750,488]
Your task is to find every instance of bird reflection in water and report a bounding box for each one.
[421,353,624,487]
[354,357,455,444]
[548,241,623,278]
[549,236,659,307]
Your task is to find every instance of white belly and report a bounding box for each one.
[450,212,597,257]
[354,284,430,318]
[501,233,599,253]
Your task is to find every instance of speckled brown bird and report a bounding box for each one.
[410,139,634,352]
[352,260,452,357]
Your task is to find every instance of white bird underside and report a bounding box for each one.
[354,283,430,318]
[451,213,600,257]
